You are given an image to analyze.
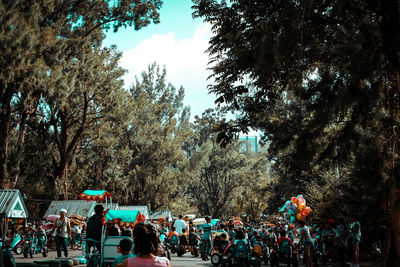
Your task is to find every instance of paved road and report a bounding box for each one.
[14,249,309,266]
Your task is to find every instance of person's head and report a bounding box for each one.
[235,230,245,240]
[182,228,186,234]
[133,223,160,256]
[60,208,67,218]
[37,223,43,230]
[179,215,183,219]
[171,226,176,232]
[280,231,287,237]
[118,239,133,255]
[205,216,211,223]
[338,217,345,225]
[299,220,306,227]
[108,226,119,237]
[221,233,227,240]
[121,229,132,238]
[219,224,224,229]
[94,205,104,215]
[189,227,195,233]
[268,229,273,233]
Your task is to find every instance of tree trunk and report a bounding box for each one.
[384,188,400,267]
[10,110,28,188]
[54,153,69,200]
[0,92,12,189]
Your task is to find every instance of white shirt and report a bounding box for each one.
[71,225,82,234]
[173,219,187,234]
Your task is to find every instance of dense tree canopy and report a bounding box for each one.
[0,0,162,189]
[185,109,270,219]
[193,0,400,265]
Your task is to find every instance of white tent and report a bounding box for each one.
[43,200,96,219]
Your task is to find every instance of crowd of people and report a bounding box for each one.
[2,205,363,267]
[159,215,362,267]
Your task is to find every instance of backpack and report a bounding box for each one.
[234,240,249,259]
[179,235,188,245]
[188,233,197,245]
[280,239,291,255]
[253,244,263,255]
[170,234,179,245]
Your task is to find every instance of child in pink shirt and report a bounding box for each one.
[118,223,170,267]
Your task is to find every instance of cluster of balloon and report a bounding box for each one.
[279,195,312,223]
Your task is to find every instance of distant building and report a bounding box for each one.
[238,136,259,153]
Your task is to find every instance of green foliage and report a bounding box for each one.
[193,0,400,264]
[185,109,270,220]
[0,0,163,189]
[115,64,191,210]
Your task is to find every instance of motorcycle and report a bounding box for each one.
[1,237,16,267]
[31,233,48,257]
[10,234,23,255]
[69,233,81,250]
[22,234,33,258]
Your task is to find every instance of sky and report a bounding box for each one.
[103,0,215,118]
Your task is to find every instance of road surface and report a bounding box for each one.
[14,249,311,266]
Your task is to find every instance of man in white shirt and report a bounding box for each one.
[173,215,187,234]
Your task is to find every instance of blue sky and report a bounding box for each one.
[103,0,216,118]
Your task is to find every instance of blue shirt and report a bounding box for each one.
[202,223,212,240]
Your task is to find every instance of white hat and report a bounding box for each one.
[60,209,67,214]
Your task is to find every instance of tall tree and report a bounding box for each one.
[193,0,400,264]
[186,109,270,218]
[0,0,162,189]
[42,46,126,199]
[119,64,191,210]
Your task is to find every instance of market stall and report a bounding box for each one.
[43,200,96,219]
[0,189,29,238]
[149,210,173,222]
[117,205,149,221]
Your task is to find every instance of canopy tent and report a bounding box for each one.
[99,202,119,210]
[0,189,29,238]
[102,209,144,229]
[184,214,196,220]
[79,190,112,202]
[117,206,149,220]
[43,200,96,219]
[149,210,173,222]
[211,219,221,227]
[192,218,206,225]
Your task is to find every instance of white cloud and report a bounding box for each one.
[119,23,215,117]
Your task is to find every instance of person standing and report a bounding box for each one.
[173,215,186,235]
[299,220,313,267]
[86,205,104,252]
[201,217,213,261]
[350,217,361,267]
[335,217,349,267]
[49,209,71,258]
